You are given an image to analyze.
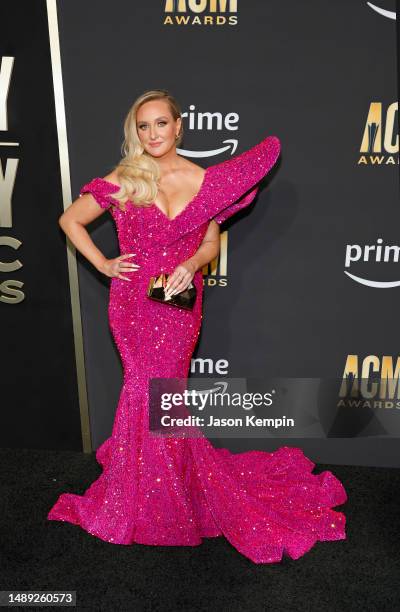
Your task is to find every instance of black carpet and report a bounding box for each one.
[0,447,399,611]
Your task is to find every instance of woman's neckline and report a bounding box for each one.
[95,166,210,223]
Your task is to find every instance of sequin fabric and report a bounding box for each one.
[47,136,347,563]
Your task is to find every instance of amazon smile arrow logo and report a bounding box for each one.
[367,2,396,19]
[177,139,239,159]
[344,271,400,288]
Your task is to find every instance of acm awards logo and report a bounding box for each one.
[358,102,398,166]
[344,238,400,288]
[163,0,238,26]
[360,6,397,164]
[0,56,24,305]
[339,354,400,409]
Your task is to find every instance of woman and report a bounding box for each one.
[48,89,347,564]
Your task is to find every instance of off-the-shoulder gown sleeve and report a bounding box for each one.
[79,181,113,209]
[48,134,347,565]
[163,135,281,245]
[209,135,281,224]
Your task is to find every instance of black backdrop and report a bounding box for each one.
[0,0,81,450]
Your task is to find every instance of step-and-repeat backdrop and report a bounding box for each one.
[1,0,399,466]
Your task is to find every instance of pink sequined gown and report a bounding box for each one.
[48,136,347,563]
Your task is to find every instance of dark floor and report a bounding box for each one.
[0,447,399,611]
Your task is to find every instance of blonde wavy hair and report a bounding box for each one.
[109,89,184,211]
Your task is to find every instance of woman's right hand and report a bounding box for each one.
[100,254,140,281]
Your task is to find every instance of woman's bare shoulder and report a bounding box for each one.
[102,170,121,187]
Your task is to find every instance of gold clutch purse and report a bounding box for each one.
[147,273,197,311]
